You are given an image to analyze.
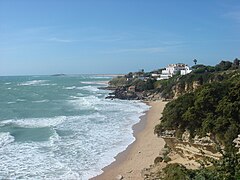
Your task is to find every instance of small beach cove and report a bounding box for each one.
[92,100,167,180]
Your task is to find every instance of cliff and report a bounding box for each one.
[146,68,240,179]
[161,131,222,161]
[104,60,240,179]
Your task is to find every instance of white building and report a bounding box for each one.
[180,65,192,75]
[151,73,161,78]
[158,63,192,80]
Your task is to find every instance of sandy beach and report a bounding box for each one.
[92,100,167,180]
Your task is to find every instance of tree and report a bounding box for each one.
[232,58,240,69]
[193,59,197,65]
[215,61,233,71]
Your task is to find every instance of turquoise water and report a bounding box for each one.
[0,75,149,179]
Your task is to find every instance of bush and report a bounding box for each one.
[154,156,164,164]
[163,156,172,163]
[157,76,240,151]
[109,77,128,87]
[163,163,193,180]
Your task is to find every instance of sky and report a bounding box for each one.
[0,0,239,75]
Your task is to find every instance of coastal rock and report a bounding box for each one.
[98,86,117,90]
[159,130,176,138]
[163,136,222,161]
[193,133,215,145]
[105,87,140,100]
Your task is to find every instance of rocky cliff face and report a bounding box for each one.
[141,131,223,180]
[172,80,202,99]
[160,130,222,161]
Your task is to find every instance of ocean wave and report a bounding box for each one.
[41,83,56,86]
[32,99,50,103]
[80,81,108,85]
[63,86,76,90]
[89,76,113,79]
[0,76,150,179]
[67,95,99,110]
[49,129,61,151]
[0,132,15,148]
[0,140,81,179]
[76,85,100,92]
[0,116,66,128]
[0,101,149,179]
[67,94,150,114]
[7,101,16,104]
[18,80,49,86]
[16,99,26,102]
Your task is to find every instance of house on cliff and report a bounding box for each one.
[159,63,192,80]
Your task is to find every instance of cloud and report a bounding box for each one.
[47,37,74,43]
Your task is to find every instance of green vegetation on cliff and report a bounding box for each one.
[155,70,240,151]
[108,59,240,99]
[160,153,240,180]
[154,60,240,180]
[154,59,240,99]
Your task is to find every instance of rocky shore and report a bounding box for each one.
[100,86,161,101]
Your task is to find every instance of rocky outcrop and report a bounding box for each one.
[172,80,202,99]
[160,130,222,161]
[105,87,140,100]
[105,86,162,101]
[164,138,222,160]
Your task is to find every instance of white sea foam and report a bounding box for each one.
[76,85,100,92]
[0,116,66,128]
[80,81,108,85]
[0,76,150,179]
[90,76,113,79]
[17,99,26,102]
[0,101,149,179]
[0,132,15,148]
[41,83,56,86]
[7,102,16,104]
[64,86,76,90]
[67,95,98,110]
[18,80,48,86]
[5,82,11,85]
[32,99,49,103]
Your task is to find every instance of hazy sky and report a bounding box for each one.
[0,0,239,75]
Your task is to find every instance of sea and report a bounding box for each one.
[0,75,149,180]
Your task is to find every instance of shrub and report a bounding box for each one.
[154,156,164,164]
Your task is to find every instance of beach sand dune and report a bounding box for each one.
[92,100,167,180]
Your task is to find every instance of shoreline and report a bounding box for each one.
[92,100,167,180]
